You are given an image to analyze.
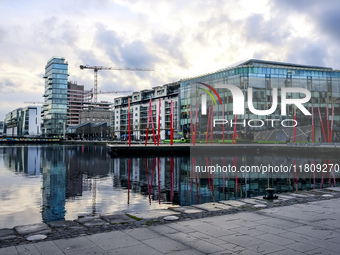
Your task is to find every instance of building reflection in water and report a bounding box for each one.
[41,146,66,222]
[113,157,181,205]
[114,154,340,207]
[2,146,41,175]
[1,145,339,226]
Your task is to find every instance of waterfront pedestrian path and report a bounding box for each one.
[1,187,340,254]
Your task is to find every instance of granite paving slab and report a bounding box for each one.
[142,236,189,253]
[48,220,83,229]
[167,249,205,255]
[248,241,284,254]
[106,243,161,255]
[16,243,41,255]
[218,200,247,207]
[219,234,265,247]
[275,194,296,199]
[126,209,180,220]
[169,206,204,214]
[123,228,160,240]
[54,236,96,252]
[0,229,17,240]
[75,217,109,227]
[185,239,225,254]
[34,241,64,255]
[288,193,308,198]
[325,187,340,192]
[101,213,136,224]
[14,223,51,235]
[87,231,140,251]
[241,198,268,205]
[192,202,232,211]
[0,247,18,255]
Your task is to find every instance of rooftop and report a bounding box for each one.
[180,59,338,81]
[238,59,332,70]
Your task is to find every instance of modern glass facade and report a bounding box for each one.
[42,57,68,136]
[180,59,340,142]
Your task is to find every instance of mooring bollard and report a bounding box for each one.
[263,188,278,200]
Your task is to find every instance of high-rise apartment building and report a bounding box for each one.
[42,57,68,137]
[67,81,92,126]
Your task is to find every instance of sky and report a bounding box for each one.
[1,0,340,120]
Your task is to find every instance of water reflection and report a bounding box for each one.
[0,145,339,229]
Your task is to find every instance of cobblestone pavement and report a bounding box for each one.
[1,188,340,254]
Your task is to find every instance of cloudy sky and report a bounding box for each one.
[1,0,340,120]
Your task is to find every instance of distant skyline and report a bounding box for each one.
[1,0,340,120]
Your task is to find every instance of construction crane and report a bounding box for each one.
[24,102,43,104]
[80,65,154,103]
[98,90,132,94]
[89,89,133,100]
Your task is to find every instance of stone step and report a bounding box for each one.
[218,200,247,207]
[125,209,180,220]
[168,206,204,214]
[192,202,232,211]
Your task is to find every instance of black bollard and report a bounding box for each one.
[263,188,278,200]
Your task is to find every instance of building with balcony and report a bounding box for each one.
[67,81,92,126]
[42,57,68,137]
[4,106,41,136]
[113,82,180,140]
[4,108,22,136]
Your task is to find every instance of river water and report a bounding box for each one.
[0,144,338,228]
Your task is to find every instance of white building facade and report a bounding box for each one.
[113,83,180,141]
[4,106,41,136]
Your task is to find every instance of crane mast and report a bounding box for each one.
[79,65,153,103]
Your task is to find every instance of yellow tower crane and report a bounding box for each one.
[79,65,154,103]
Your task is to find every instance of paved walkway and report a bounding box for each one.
[1,198,340,255]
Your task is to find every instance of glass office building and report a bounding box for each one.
[42,57,68,137]
[179,59,340,142]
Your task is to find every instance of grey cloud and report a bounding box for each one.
[0,28,6,44]
[271,1,340,43]
[95,24,123,64]
[244,14,291,45]
[77,49,99,67]
[284,39,328,67]
[0,79,21,93]
[317,10,340,40]
[95,24,159,69]
[120,40,159,68]
[152,32,188,68]
[270,0,340,12]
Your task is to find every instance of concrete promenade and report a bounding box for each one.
[1,196,340,254]
[106,143,340,157]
